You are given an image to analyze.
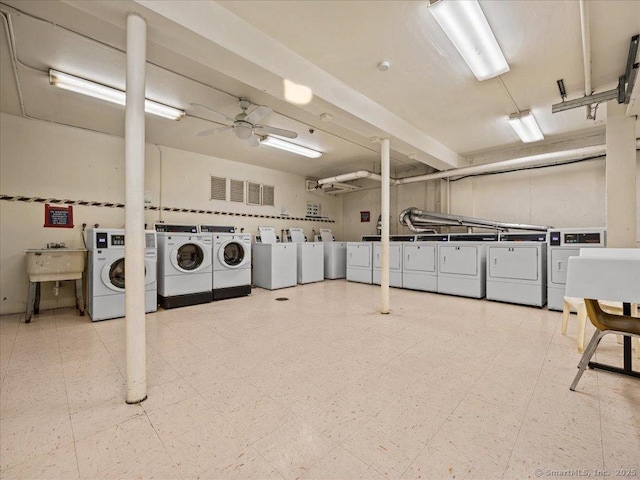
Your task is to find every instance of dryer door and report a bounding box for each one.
[218,240,248,269]
[171,242,208,273]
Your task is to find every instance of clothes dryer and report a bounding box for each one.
[87,228,157,321]
[486,232,548,307]
[402,234,449,292]
[200,225,252,300]
[437,233,498,298]
[547,228,606,311]
[372,236,412,287]
[346,236,379,284]
[252,226,297,290]
[155,224,213,308]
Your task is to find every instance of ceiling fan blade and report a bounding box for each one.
[190,103,235,123]
[196,126,233,137]
[254,125,298,139]
[247,135,260,147]
[245,105,272,124]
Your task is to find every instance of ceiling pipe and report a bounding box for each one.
[579,0,594,120]
[316,170,398,185]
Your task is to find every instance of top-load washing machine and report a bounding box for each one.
[486,232,548,307]
[372,235,414,287]
[437,233,498,298]
[547,227,606,310]
[252,226,297,290]
[402,234,449,292]
[87,228,157,321]
[200,225,252,301]
[288,228,324,284]
[155,224,213,308]
[346,236,379,284]
[317,229,347,280]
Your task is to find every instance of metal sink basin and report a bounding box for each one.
[25,248,87,282]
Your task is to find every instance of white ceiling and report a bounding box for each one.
[1,0,638,179]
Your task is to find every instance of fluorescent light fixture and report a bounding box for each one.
[508,110,544,143]
[429,0,510,81]
[49,69,185,120]
[260,136,323,158]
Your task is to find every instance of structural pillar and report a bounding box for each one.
[381,138,390,314]
[125,13,147,404]
[605,101,637,247]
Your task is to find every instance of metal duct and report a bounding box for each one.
[399,207,552,233]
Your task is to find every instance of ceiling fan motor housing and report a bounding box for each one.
[234,121,254,139]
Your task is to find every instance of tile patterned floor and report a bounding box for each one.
[1,281,638,480]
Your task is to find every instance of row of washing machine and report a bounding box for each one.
[87,225,252,321]
[346,227,606,310]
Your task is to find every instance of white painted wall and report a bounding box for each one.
[343,156,640,240]
[0,113,342,315]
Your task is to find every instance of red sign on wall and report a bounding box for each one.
[360,211,370,222]
[44,204,74,228]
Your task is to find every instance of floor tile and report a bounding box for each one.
[196,446,283,480]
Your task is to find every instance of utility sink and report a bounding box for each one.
[25,248,87,282]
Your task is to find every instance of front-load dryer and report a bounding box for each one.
[437,233,498,299]
[402,234,449,292]
[372,236,412,287]
[155,224,213,308]
[201,225,252,300]
[87,228,157,321]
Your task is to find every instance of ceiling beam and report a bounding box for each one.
[133,0,464,170]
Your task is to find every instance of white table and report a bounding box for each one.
[566,248,640,379]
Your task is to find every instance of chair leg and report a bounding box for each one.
[561,299,570,335]
[577,302,587,353]
[570,329,606,391]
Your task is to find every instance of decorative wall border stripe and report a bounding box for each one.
[0,194,336,223]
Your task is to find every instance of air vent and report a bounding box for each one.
[230,179,244,203]
[262,185,275,206]
[210,176,226,201]
[246,181,261,206]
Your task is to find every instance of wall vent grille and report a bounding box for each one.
[230,179,244,203]
[262,185,275,206]
[210,176,227,201]
[246,181,262,206]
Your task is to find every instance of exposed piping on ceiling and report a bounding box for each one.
[579,0,594,120]
[315,139,640,191]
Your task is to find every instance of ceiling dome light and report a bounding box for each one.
[234,122,253,140]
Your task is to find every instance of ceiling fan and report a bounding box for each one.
[192,98,298,147]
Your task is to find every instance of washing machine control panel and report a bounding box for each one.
[155,224,198,233]
[111,235,125,246]
[96,232,108,249]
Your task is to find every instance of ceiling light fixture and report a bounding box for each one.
[508,111,544,143]
[49,69,185,120]
[260,136,323,158]
[428,0,509,81]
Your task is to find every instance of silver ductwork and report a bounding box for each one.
[399,207,552,233]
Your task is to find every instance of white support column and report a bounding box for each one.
[605,101,637,247]
[381,138,390,314]
[125,13,147,404]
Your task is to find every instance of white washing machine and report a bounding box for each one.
[87,228,157,321]
[372,236,413,287]
[155,224,213,308]
[252,226,297,290]
[402,234,449,292]
[200,225,252,301]
[547,227,606,311]
[317,229,346,280]
[346,236,379,284]
[288,228,324,284]
[437,233,498,298]
[486,232,548,307]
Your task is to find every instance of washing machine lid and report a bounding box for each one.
[218,240,248,268]
[258,226,278,244]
